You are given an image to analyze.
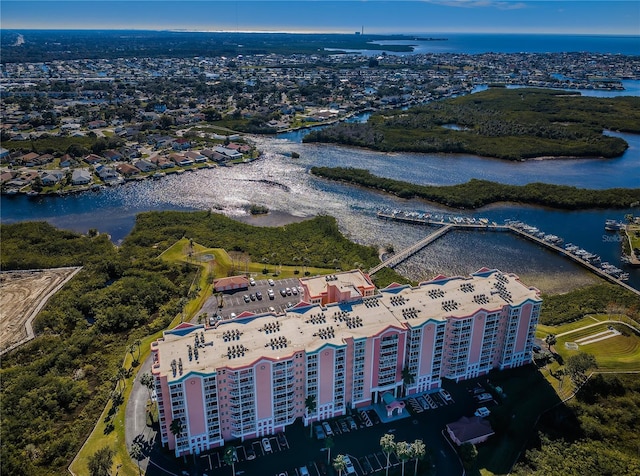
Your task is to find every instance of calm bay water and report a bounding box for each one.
[3,130,639,289]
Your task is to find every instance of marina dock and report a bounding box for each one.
[373,211,639,297]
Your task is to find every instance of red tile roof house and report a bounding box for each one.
[150,156,174,169]
[172,138,191,150]
[84,154,103,166]
[446,416,495,446]
[20,152,41,167]
[115,163,141,177]
[213,276,249,293]
[169,153,194,167]
[184,151,207,163]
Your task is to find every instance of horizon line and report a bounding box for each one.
[2,28,639,37]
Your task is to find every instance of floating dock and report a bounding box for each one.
[373,211,639,297]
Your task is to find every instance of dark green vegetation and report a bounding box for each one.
[0,222,195,475]
[0,30,414,63]
[304,89,640,160]
[1,135,123,158]
[126,211,381,272]
[512,374,640,476]
[540,283,640,325]
[311,166,640,209]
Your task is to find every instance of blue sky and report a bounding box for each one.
[1,1,639,35]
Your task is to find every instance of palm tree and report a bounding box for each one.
[380,433,396,476]
[410,439,426,476]
[169,418,184,440]
[401,367,415,396]
[305,395,317,437]
[140,372,155,402]
[223,446,237,476]
[116,367,127,395]
[397,441,412,476]
[135,338,142,361]
[325,436,334,464]
[333,454,347,476]
[545,334,557,352]
[129,442,142,475]
[128,343,137,364]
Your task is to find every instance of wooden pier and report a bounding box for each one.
[372,212,640,297]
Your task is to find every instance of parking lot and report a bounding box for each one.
[198,276,304,321]
[187,383,472,476]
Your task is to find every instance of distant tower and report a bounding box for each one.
[362,25,364,35]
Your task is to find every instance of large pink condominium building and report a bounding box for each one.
[151,268,541,456]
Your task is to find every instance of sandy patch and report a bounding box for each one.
[1,267,81,353]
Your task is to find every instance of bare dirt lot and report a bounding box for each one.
[1,267,81,353]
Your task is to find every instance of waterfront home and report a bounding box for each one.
[95,165,120,184]
[0,171,17,184]
[40,170,65,186]
[133,159,157,172]
[213,146,243,160]
[115,163,140,177]
[71,169,92,185]
[169,153,194,167]
[184,151,207,163]
[0,147,9,161]
[150,155,174,169]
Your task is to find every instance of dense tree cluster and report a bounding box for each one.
[513,374,640,476]
[0,222,194,475]
[540,283,640,325]
[123,211,381,271]
[304,89,640,160]
[310,166,640,210]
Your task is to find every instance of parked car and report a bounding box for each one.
[292,287,298,295]
[440,389,453,402]
[268,278,275,286]
[230,312,237,319]
[277,432,287,447]
[243,294,251,303]
[339,419,350,433]
[299,466,310,476]
[286,287,292,295]
[346,416,358,431]
[246,446,256,460]
[322,421,333,436]
[475,392,493,403]
[249,277,256,286]
[269,306,276,313]
[262,437,272,453]
[344,455,356,474]
[256,291,263,300]
[475,407,491,418]
[280,288,287,297]
[250,293,256,301]
[314,424,326,440]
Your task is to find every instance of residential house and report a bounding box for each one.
[59,154,73,168]
[95,165,120,184]
[213,146,243,160]
[84,154,103,166]
[103,150,123,162]
[446,416,495,446]
[134,159,157,173]
[184,151,207,163]
[20,152,41,167]
[150,155,174,169]
[87,120,108,129]
[169,153,194,167]
[40,170,65,186]
[115,163,140,177]
[71,169,92,185]
[172,138,191,151]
